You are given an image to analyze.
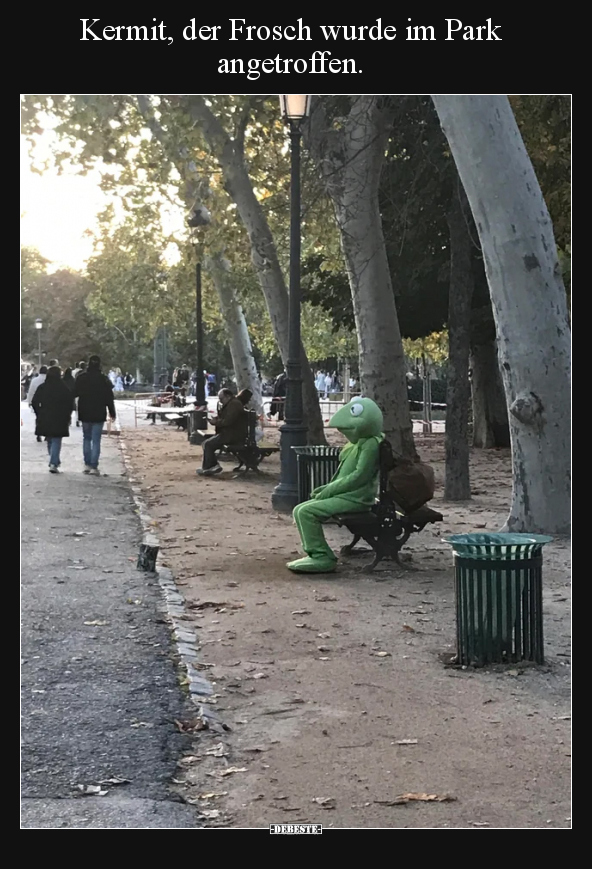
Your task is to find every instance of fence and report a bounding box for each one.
[130,392,184,428]
[261,394,446,431]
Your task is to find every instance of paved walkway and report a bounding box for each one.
[20,403,197,828]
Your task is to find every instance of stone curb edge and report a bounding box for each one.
[114,424,227,734]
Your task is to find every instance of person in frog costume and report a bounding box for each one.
[287,397,384,573]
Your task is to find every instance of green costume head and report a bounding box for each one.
[328,397,384,443]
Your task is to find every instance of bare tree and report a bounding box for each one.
[206,253,264,416]
[432,95,570,533]
[184,96,326,445]
[308,96,416,457]
[445,177,473,500]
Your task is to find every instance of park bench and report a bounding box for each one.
[332,440,443,573]
[146,395,196,426]
[200,409,279,472]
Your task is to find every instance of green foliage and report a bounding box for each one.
[403,331,449,365]
[21,246,108,366]
[510,95,571,252]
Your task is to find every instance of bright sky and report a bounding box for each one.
[20,118,185,273]
[20,129,110,272]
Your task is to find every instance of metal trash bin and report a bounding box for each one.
[443,533,553,666]
[293,446,341,504]
[187,408,209,444]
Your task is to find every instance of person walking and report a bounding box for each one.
[323,372,333,399]
[27,365,48,442]
[31,366,73,473]
[62,367,75,392]
[73,362,87,426]
[74,355,116,476]
[62,367,77,422]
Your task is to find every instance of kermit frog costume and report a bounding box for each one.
[288,397,384,573]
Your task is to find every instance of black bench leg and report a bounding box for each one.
[340,535,361,556]
[362,550,384,574]
[392,548,415,570]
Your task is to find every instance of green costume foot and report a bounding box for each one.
[286,556,337,574]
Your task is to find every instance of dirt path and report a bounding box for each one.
[121,422,571,829]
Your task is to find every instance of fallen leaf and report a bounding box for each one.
[374,651,391,658]
[175,717,208,733]
[292,610,311,615]
[76,784,108,796]
[315,595,337,602]
[317,646,332,652]
[402,624,416,633]
[98,777,130,785]
[197,792,228,800]
[317,632,331,639]
[395,739,418,745]
[83,620,107,626]
[253,673,268,680]
[205,743,228,757]
[507,669,520,676]
[375,793,456,805]
[188,601,228,610]
[179,755,202,765]
[218,767,247,777]
[198,809,220,819]
[243,746,269,753]
[130,721,153,728]
[312,797,336,809]
[472,822,490,827]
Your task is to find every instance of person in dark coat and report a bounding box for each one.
[74,354,116,475]
[31,366,73,473]
[196,388,247,476]
[236,388,253,407]
[270,371,287,420]
[62,367,76,413]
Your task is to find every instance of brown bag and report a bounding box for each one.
[386,455,435,514]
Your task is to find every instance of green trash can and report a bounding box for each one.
[443,533,553,666]
[293,446,341,504]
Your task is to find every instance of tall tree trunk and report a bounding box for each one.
[206,253,264,417]
[432,95,570,534]
[309,96,416,457]
[444,181,473,500]
[470,306,510,448]
[184,97,326,445]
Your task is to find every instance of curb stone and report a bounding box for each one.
[115,425,227,735]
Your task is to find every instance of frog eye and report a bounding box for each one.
[350,403,364,416]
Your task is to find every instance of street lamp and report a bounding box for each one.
[35,318,42,367]
[188,209,211,439]
[272,95,312,513]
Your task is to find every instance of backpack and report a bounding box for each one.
[379,439,436,514]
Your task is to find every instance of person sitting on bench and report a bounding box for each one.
[288,397,384,574]
[196,388,247,477]
[236,388,253,407]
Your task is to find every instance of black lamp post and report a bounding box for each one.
[272,95,312,513]
[35,318,42,367]
[194,261,206,407]
[187,212,210,438]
